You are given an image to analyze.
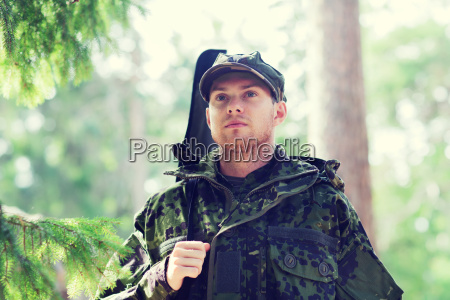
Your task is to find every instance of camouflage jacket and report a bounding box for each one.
[100,147,403,299]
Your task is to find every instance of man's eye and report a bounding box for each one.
[216,95,227,101]
[246,91,257,97]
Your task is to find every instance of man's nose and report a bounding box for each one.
[227,97,244,114]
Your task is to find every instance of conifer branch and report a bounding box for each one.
[3,245,7,279]
[0,0,15,56]
[0,0,147,106]
[0,203,132,299]
[23,226,26,254]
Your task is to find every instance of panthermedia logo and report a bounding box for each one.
[128,137,315,163]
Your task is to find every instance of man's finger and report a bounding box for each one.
[172,257,204,270]
[172,247,206,259]
[180,266,202,278]
[174,241,208,250]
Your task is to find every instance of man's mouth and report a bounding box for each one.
[225,121,247,128]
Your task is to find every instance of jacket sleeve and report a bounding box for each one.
[98,192,180,300]
[334,191,403,299]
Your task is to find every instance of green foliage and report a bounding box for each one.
[2,1,448,298]
[0,204,132,299]
[0,0,145,107]
[362,10,450,300]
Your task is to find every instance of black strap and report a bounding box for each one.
[186,178,198,241]
[175,178,199,299]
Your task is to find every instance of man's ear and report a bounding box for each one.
[273,101,287,127]
[206,107,211,129]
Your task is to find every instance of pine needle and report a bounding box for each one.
[0,203,132,299]
[0,0,145,106]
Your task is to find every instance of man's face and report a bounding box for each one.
[205,72,286,151]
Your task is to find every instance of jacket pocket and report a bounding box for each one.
[268,226,338,285]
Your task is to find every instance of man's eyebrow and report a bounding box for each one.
[210,86,227,92]
[240,84,260,89]
[210,84,263,93]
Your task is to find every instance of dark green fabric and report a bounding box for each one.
[99,146,403,300]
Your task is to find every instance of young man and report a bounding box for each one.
[100,52,403,299]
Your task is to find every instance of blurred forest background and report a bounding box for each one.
[1,0,450,299]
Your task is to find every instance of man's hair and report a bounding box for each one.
[270,94,277,104]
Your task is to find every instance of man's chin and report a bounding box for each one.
[220,136,258,147]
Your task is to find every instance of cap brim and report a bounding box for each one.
[199,62,277,102]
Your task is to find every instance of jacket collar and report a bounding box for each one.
[165,145,320,185]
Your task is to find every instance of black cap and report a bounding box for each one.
[199,51,286,103]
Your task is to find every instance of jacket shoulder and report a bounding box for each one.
[133,180,188,230]
[323,159,345,192]
[300,157,345,193]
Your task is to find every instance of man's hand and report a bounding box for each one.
[166,241,211,291]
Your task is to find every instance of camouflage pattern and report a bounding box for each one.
[99,146,403,299]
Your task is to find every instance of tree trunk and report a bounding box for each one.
[128,93,147,213]
[127,31,147,214]
[305,0,375,244]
